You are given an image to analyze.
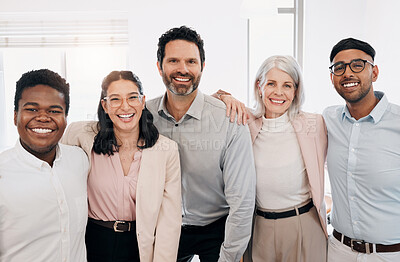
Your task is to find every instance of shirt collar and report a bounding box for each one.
[368,91,387,123]
[15,139,62,168]
[157,90,204,121]
[341,91,387,124]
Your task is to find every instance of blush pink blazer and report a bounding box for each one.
[247,111,328,237]
[61,121,182,261]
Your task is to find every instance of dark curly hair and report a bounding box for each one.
[157,25,205,70]
[14,69,70,114]
[93,71,159,155]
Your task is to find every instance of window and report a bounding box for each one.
[242,0,301,105]
[0,12,128,150]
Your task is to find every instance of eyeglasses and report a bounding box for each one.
[329,59,374,76]
[103,94,143,108]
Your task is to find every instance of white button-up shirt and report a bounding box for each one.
[0,141,89,261]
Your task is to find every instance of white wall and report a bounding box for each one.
[1,0,247,101]
[127,0,247,100]
[0,0,247,152]
[2,0,400,139]
[303,0,400,114]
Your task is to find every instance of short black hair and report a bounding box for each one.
[157,26,205,70]
[14,69,70,114]
[330,37,376,62]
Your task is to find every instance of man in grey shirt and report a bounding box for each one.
[146,26,256,262]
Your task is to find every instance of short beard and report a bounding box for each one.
[337,83,372,104]
[162,71,201,96]
[166,83,198,96]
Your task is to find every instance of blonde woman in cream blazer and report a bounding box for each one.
[62,71,181,262]
[215,55,328,262]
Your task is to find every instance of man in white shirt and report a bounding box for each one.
[0,69,89,262]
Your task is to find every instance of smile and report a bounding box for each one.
[343,82,359,88]
[118,113,134,119]
[31,128,53,134]
[270,99,285,104]
[174,77,190,82]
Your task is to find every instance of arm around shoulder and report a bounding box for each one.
[60,121,98,156]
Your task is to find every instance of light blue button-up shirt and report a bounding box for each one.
[323,91,400,244]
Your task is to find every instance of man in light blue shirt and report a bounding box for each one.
[323,38,400,261]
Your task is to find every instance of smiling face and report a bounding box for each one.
[330,49,379,104]
[101,79,144,135]
[259,68,296,119]
[14,84,67,162]
[157,39,203,96]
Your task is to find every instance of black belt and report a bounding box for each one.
[256,200,314,220]
[88,218,135,232]
[182,215,228,231]
[333,229,400,253]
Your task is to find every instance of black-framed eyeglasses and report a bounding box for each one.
[329,59,374,76]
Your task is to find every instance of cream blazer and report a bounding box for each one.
[61,121,182,262]
[248,111,328,237]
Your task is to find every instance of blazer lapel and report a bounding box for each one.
[292,115,320,192]
[249,117,263,144]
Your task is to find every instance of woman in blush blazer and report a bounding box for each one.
[61,71,181,262]
[216,55,328,262]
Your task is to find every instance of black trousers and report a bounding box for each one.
[85,219,140,262]
[177,215,227,262]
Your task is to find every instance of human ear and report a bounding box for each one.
[372,65,379,82]
[101,99,108,114]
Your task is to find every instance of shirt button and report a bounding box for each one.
[355,123,360,126]
[351,148,355,152]
[175,124,178,127]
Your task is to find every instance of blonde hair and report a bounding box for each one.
[252,55,305,120]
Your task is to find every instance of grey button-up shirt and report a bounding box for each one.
[147,91,256,262]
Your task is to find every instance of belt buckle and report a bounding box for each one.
[113,220,130,232]
[350,239,371,254]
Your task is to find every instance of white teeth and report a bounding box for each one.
[118,114,134,118]
[32,128,52,134]
[343,82,358,88]
[270,99,284,104]
[175,77,190,82]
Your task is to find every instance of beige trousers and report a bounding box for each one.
[244,203,327,262]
